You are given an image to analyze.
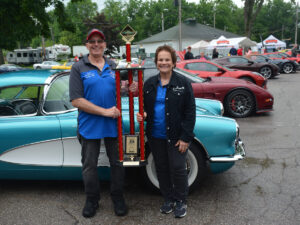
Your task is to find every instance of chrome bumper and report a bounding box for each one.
[209,139,246,162]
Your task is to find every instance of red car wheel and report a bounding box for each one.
[225,90,255,118]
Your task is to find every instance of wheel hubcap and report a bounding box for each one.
[260,67,272,78]
[230,94,252,116]
[283,64,293,73]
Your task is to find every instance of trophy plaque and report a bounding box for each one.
[114,25,146,167]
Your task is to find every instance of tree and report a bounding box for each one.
[244,0,264,37]
[0,0,76,65]
[84,13,123,55]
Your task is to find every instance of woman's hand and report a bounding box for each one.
[136,112,147,122]
[175,140,189,153]
[128,81,138,93]
[121,81,138,93]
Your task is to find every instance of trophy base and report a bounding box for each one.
[118,158,147,167]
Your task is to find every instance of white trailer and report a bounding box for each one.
[73,46,89,57]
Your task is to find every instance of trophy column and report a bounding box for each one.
[114,67,146,167]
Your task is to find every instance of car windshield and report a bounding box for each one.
[43,75,74,113]
[214,61,232,71]
[278,52,290,57]
[174,68,206,83]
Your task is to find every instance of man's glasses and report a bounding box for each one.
[87,40,104,44]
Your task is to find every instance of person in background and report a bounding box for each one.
[137,45,196,218]
[199,52,209,60]
[237,46,243,56]
[212,48,219,59]
[292,44,298,57]
[229,46,237,56]
[74,55,79,62]
[79,53,83,60]
[246,47,252,56]
[69,28,136,218]
[184,46,194,60]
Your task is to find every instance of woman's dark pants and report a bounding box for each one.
[149,137,188,203]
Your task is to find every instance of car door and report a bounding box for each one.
[0,85,63,171]
[227,57,252,70]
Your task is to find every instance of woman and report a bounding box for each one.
[137,45,196,218]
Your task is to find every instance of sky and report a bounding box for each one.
[92,0,244,10]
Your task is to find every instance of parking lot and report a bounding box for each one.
[0,72,300,225]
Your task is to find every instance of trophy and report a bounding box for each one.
[114,25,146,167]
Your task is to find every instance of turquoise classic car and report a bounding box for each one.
[0,70,245,191]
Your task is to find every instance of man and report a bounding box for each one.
[237,46,243,56]
[292,44,298,57]
[69,28,130,218]
[229,46,237,56]
[184,46,194,60]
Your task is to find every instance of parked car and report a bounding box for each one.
[176,59,268,88]
[117,58,139,68]
[51,61,75,70]
[0,64,27,73]
[33,61,60,69]
[249,54,298,74]
[0,70,245,191]
[263,52,300,64]
[277,52,300,64]
[141,67,273,118]
[212,56,280,79]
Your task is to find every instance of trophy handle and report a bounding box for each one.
[138,69,145,161]
[115,70,123,162]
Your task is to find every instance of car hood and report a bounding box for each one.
[208,76,249,84]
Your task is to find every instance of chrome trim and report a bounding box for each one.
[220,101,224,116]
[0,160,61,167]
[209,139,245,162]
[0,112,37,118]
[0,138,62,157]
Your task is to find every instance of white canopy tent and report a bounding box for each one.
[257,35,286,49]
[207,36,257,49]
[189,40,209,49]
[206,36,257,57]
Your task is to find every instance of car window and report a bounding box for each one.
[268,54,279,58]
[44,75,74,113]
[185,62,219,72]
[250,55,265,62]
[228,58,249,63]
[0,86,41,116]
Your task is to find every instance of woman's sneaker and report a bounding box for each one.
[160,201,175,214]
[174,201,187,218]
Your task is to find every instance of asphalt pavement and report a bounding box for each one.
[0,72,300,225]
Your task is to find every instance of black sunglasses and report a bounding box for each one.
[87,40,104,44]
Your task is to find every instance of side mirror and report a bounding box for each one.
[248,61,254,65]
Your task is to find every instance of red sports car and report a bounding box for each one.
[176,59,268,88]
[263,52,300,63]
[142,67,274,118]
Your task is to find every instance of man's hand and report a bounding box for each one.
[175,140,189,153]
[105,106,120,119]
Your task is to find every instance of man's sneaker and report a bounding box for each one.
[160,201,175,214]
[82,199,99,218]
[174,201,187,218]
[114,200,128,216]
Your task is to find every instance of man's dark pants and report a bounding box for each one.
[149,137,188,203]
[78,134,125,203]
